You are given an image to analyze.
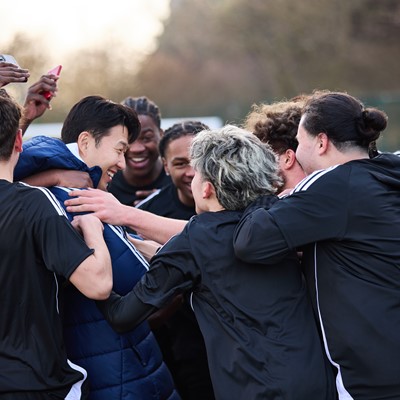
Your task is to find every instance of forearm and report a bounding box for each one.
[147,294,183,329]
[20,170,61,187]
[63,189,186,242]
[82,229,112,284]
[70,217,112,299]
[128,236,161,262]
[97,290,156,333]
[19,115,34,136]
[125,208,187,244]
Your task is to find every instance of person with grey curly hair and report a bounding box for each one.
[189,125,281,211]
[95,124,336,400]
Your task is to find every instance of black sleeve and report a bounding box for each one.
[97,230,197,333]
[234,181,348,264]
[233,194,289,264]
[96,291,156,334]
[233,207,291,264]
[240,194,279,219]
[28,187,94,279]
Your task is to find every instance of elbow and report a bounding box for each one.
[233,245,263,265]
[233,228,254,263]
[233,215,255,263]
[90,277,113,300]
[233,240,249,262]
[97,282,113,300]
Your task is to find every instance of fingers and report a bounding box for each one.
[135,189,157,198]
[0,63,30,85]
[68,188,101,197]
[24,94,51,107]
[72,213,104,233]
[71,216,82,233]
[26,76,58,98]
[65,202,96,213]
[64,193,101,213]
[0,62,29,72]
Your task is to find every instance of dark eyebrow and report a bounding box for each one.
[171,157,190,162]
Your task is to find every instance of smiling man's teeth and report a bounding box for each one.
[132,157,146,162]
[107,171,114,178]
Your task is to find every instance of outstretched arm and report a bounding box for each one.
[97,249,193,333]
[65,188,187,244]
[98,231,195,333]
[233,187,347,264]
[21,169,93,188]
[97,290,156,333]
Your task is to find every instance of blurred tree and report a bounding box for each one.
[3,0,400,149]
[2,33,47,104]
[3,35,142,123]
[134,0,400,139]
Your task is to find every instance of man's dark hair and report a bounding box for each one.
[121,96,161,129]
[303,91,388,151]
[61,95,140,145]
[243,100,306,155]
[159,120,209,158]
[0,93,22,161]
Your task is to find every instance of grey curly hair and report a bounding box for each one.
[190,125,282,210]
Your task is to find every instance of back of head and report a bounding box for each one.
[302,90,388,151]
[244,99,306,155]
[121,96,161,129]
[190,125,282,210]
[0,92,21,161]
[61,95,140,145]
[159,120,210,158]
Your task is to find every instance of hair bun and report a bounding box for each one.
[358,107,388,142]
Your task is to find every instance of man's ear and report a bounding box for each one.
[162,157,170,176]
[15,129,23,153]
[77,131,90,157]
[203,181,214,199]
[317,132,329,155]
[282,149,296,169]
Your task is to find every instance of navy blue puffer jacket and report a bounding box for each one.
[14,136,180,400]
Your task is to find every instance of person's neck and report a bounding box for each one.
[0,159,17,182]
[177,190,195,208]
[281,166,306,192]
[324,148,369,169]
[123,158,164,187]
[204,198,225,212]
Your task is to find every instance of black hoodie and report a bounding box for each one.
[234,153,400,400]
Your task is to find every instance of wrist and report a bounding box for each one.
[19,116,33,133]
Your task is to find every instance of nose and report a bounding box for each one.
[185,165,195,177]
[117,153,126,170]
[128,140,146,153]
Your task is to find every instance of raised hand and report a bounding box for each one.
[0,61,29,88]
[20,73,60,134]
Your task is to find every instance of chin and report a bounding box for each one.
[97,181,107,191]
